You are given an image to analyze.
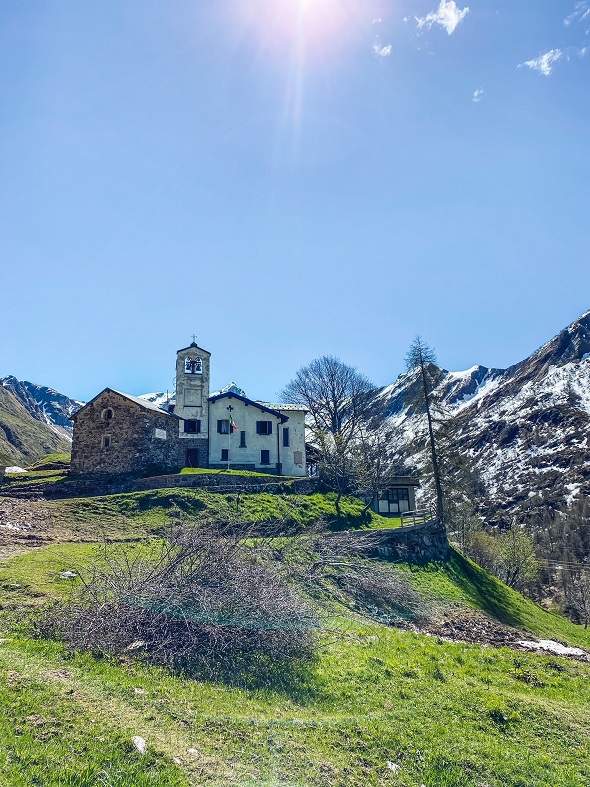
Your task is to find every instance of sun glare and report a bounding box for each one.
[228,0,369,61]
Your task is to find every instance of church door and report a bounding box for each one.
[185,448,200,468]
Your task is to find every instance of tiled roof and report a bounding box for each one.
[255,401,307,412]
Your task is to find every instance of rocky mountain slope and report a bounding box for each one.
[0,385,71,467]
[2,311,589,509]
[380,310,590,515]
[0,377,82,439]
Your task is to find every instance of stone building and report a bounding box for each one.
[70,341,307,477]
[70,389,182,476]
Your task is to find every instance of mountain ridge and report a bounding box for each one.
[379,309,590,515]
[2,310,589,504]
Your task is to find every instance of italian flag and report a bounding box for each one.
[229,414,238,431]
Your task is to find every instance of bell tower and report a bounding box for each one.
[175,339,211,467]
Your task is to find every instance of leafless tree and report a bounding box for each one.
[280,355,375,441]
[281,356,401,518]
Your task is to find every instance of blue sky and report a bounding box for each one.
[1,0,589,402]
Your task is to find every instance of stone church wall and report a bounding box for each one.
[70,391,183,477]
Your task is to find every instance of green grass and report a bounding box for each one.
[28,452,71,470]
[3,469,68,485]
[41,489,392,541]
[179,467,294,478]
[399,550,590,649]
[2,543,590,785]
[3,482,590,786]
[1,611,590,785]
[0,543,103,604]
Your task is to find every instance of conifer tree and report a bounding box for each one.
[405,337,445,525]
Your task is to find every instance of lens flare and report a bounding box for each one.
[226,0,370,61]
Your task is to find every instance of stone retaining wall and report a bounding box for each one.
[1,472,322,500]
[347,518,450,562]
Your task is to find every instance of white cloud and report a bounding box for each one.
[578,46,588,56]
[564,1,590,26]
[372,41,393,57]
[518,49,563,76]
[472,87,484,102]
[416,0,470,35]
[372,18,382,24]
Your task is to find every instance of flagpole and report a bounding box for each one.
[227,405,232,471]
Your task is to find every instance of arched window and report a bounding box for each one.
[101,408,114,421]
[184,357,203,374]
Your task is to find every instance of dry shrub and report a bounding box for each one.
[334,564,430,622]
[39,522,432,677]
[41,522,320,676]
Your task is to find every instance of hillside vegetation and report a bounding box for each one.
[2,478,590,786]
[0,487,389,544]
[0,388,70,467]
[2,538,590,786]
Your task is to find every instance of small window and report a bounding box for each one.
[386,488,410,514]
[240,430,246,447]
[260,449,270,465]
[168,404,175,414]
[256,421,272,435]
[184,419,201,434]
[101,435,111,449]
[221,448,229,461]
[217,419,230,434]
[283,427,290,447]
[101,408,114,421]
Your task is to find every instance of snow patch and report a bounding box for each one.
[518,640,588,658]
[0,522,31,531]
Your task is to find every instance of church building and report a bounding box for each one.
[70,341,307,477]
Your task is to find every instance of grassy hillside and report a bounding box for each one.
[2,537,590,786]
[0,387,70,467]
[2,480,590,786]
[14,488,390,543]
[27,452,71,470]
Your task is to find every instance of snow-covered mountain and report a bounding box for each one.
[137,391,175,410]
[137,382,247,410]
[379,310,590,515]
[0,377,83,439]
[3,311,589,513]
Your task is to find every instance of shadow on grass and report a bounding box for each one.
[444,549,529,629]
[190,651,321,703]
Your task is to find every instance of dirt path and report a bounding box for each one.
[397,606,590,662]
[0,497,53,560]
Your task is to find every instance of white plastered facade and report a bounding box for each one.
[173,343,307,476]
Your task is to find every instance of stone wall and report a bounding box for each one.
[70,390,183,476]
[346,518,450,563]
[1,472,321,500]
[131,473,320,495]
